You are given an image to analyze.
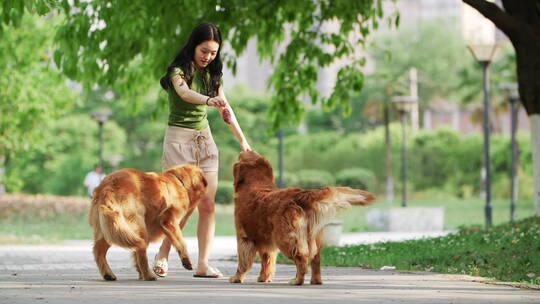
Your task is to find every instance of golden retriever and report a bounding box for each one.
[229,151,376,285]
[88,164,207,281]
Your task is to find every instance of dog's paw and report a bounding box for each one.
[288,278,304,286]
[181,257,193,270]
[310,278,323,285]
[257,276,272,283]
[229,276,243,283]
[103,274,117,281]
[144,274,158,281]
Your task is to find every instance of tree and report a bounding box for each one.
[1,0,396,193]
[46,0,393,130]
[0,12,77,191]
[463,0,540,216]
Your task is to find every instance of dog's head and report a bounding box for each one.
[167,165,208,204]
[233,151,274,190]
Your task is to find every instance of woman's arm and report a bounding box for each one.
[217,85,252,152]
[171,74,225,107]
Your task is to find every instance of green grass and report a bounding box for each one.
[0,213,92,244]
[338,197,537,232]
[0,204,236,244]
[278,216,540,285]
[0,197,536,244]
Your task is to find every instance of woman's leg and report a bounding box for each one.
[154,235,172,277]
[195,171,220,276]
[154,171,218,276]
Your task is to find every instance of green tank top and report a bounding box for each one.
[167,67,213,130]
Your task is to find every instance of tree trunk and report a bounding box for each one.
[384,102,394,202]
[463,0,540,216]
[0,155,5,194]
[531,115,540,216]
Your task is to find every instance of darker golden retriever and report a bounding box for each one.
[229,151,376,285]
[88,164,207,281]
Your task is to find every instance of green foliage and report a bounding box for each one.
[408,128,532,199]
[45,0,394,130]
[0,14,77,160]
[0,0,57,30]
[278,125,402,193]
[314,217,540,285]
[371,19,467,103]
[6,114,127,195]
[335,167,376,191]
[409,129,469,191]
[215,181,234,205]
[253,126,532,200]
[290,169,335,189]
[284,132,347,172]
[282,171,300,188]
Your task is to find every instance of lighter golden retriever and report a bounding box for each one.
[229,151,376,285]
[88,164,207,281]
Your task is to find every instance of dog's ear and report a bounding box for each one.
[255,157,274,180]
[233,162,244,189]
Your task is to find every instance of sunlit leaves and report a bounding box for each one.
[46,0,393,131]
[0,14,76,158]
[3,0,395,130]
[0,0,58,30]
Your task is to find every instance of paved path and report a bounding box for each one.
[0,233,539,303]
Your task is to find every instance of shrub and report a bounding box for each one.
[282,171,299,188]
[0,193,90,218]
[335,168,377,191]
[291,169,335,189]
[215,181,234,204]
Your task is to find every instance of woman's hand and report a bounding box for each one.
[207,96,226,107]
[240,141,252,152]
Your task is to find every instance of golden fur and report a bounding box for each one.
[229,151,376,285]
[88,164,207,281]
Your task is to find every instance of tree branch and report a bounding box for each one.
[501,0,540,36]
[462,0,519,40]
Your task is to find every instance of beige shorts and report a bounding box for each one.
[162,126,219,172]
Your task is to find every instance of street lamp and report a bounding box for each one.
[467,43,499,229]
[277,129,285,188]
[91,109,112,170]
[391,95,417,208]
[501,83,520,222]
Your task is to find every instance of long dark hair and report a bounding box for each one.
[160,23,223,96]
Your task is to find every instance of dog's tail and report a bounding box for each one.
[312,187,376,230]
[329,186,376,206]
[91,191,144,249]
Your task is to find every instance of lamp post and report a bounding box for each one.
[277,129,285,188]
[467,44,499,229]
[391,96,417,208]
[501,83,520,222]
[91,109,112,170]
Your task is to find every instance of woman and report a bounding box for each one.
[154,23,251,278]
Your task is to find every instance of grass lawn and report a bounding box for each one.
[0,204,236,244]
[0,197,536,244]
[278,216,540,285]
[338,197,537,232]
